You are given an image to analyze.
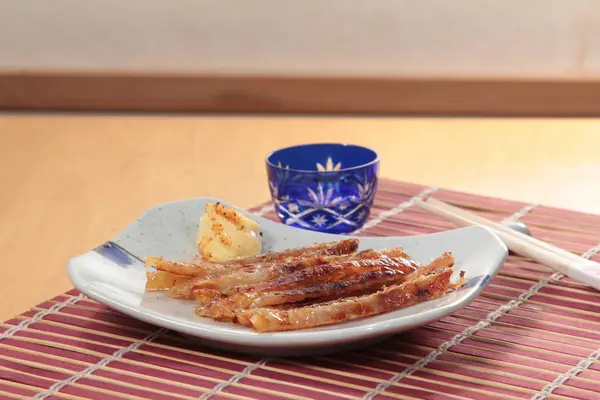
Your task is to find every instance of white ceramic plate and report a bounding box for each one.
[67,198,507,356]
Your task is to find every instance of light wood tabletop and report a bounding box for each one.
[1,114,599,321]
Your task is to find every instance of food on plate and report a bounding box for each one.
[168,244,388,301]
[197,202,262,262]
[145,237,466,332]
[239,248,411,294]
[145,256,236,279]
[235,262,461,332]
[145,238,358,278]
[145,270,190,291]
[199,252,450,321]
[168,252,351,301]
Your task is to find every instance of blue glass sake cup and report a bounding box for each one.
[266,143,380,234]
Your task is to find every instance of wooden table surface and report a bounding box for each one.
[1,114,599,321]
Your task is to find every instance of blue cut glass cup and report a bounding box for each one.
[266,143,380,234]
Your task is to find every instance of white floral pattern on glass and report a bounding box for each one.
[275,162,290,182]
[311,214,328,228]
[298,183,343,209]
[316,157,342,172]
[357,209,368,221]
[355,178,376,204]
[270,183,289,208]
[288,203,299,213]
[269,181,278,198]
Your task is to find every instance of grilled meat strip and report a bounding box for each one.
[235,266,465,331]
[239,252,417,294]
[148,238,359,277]
[168,241,367,300]
[200,255,430,321]
[169,252,352,300]
[144,271,191,291]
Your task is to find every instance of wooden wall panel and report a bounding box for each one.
[2,72,600,116]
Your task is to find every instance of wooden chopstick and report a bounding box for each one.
[416,198,597,278]
[424,198,584,262]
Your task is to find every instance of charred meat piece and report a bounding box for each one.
[205,259,429,320]
[227,238,359,265]
[148,238,359,277]
[169,252,351,300]
[240,253,418,294]
[168,245,368,300]
[236,266,465,332]
[202,252,453,321]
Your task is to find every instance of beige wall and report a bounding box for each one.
[1,0,600,78]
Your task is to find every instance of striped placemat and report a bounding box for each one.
[2,179,600,400]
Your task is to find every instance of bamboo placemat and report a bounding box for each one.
[2,179,600,400]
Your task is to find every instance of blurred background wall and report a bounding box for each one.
[2,0,600,114]
[2,0,600,76]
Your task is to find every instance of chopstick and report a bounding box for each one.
[416,197,600,289]
[420,198,583,262]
